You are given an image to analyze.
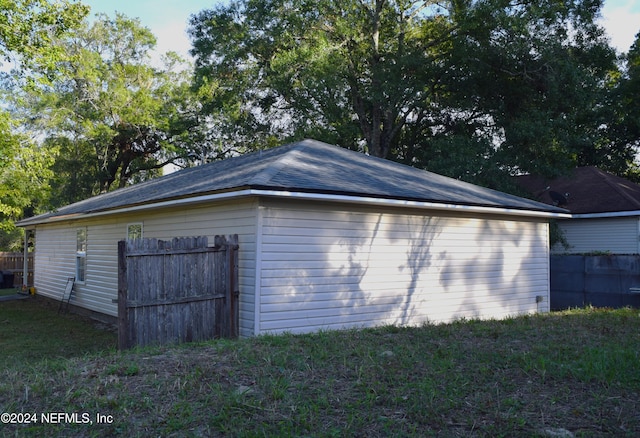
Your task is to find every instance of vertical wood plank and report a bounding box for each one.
[117,240,128,350]
[118,235,239,348]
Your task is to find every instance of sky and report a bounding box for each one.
[599,0,640,53]
[84,0,222,63]
[84,0,640,63]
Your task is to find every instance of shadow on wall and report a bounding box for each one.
[445,218,547,322]
[395,216,444,326]
[326,213,546,328]
[323,213,445,329]
[263,209,548,334]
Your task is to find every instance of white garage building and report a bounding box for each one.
[17,139,567,337]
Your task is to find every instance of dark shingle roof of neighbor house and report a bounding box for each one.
[515,166,640,214]
[18,139,566,226]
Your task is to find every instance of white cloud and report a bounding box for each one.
[85,0,215,66]
[151,19,193,65]
[599,0,640,54]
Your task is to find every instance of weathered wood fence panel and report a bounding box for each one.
[0,252,34,287]
[117,235,239,349]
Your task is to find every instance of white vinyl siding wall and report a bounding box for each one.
[554,217,639,254]
[256,200,550,335]
[32,195,552,338]
[33,223,80,305]
[34,221,123,314]
[33,199,258,337]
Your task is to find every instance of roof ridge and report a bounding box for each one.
[593,167,640,209]
[17,138,566,227]
[247,140,312,186]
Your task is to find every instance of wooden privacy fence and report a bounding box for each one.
[0,252,34,287]
[117,235,239,349]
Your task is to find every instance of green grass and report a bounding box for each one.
[0,287,19,296]
[0,297,117,369]
[1,301,639,437]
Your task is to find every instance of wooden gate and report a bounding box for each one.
[117,235,239,349]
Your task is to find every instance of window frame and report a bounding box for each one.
[75,228,87,284]
[126,223,143,241]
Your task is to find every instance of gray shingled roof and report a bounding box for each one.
[516,166,640,214]
[18,139,565,226]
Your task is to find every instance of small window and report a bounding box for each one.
[76,228,87,283]
[127,223,143,241]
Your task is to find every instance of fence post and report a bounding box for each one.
[117,240,129,350]
[227,234,239,338]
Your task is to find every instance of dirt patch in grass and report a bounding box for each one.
[1,306,639,437]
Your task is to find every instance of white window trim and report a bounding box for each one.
[76,228,87,284]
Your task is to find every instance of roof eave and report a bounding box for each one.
[16,188,570,228]
[569,210,640,219]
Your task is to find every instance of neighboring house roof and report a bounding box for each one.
[516,166,640,215]
[18,139,566,227]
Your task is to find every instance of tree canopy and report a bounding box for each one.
[0,0,87,249]
[188,0,625,186]
[601,31,640,181]
[0,0,88,71]
[0,7,215,252]
[8,13,199,205]
[1,0,639,251]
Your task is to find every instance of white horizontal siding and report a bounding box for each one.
[33,224,77,304]
[554,217,639,254]
[34,221,128,317]
[76,222,121,315]
[33,199,258,337]
[256,201,550,334]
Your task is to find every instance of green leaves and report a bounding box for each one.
[0,111,54,248]
[189,0,629,186]
[604,32,640,181]
[0,0,88,73]
[189,1,449,157]
[9,13,199,200]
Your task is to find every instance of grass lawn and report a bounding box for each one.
[0,287,19,296]
[1,300,639,437]
[0,297,117,369]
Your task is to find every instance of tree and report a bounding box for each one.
[444,0,618,180]
[0,0,88,72]
[0,0,86,249]
[10,13,197,203]
[0,111,54,250]
[601,31,640,181]
[189,0,446,158]
[189,0,621,186]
